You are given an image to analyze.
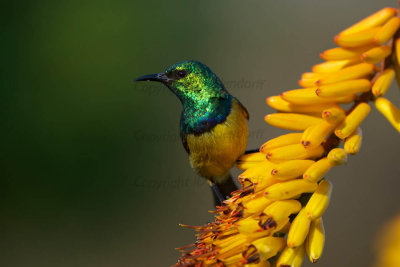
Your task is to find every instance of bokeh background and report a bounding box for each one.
[2,0,400,266]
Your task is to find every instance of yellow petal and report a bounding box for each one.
[374,17,400,44]
[375,97,400,133]
[335,27,381,48]
[339,7,397,36]
[260,133,303,154]
[264,113,324,131]
[372,68,395,97]
[335,102,371,139]
[316,79,371,98]
[361,45,392,64]
[267,144,324,161]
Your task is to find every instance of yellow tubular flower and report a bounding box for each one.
[374,17,400,44]
[270,160,315,180]
[303,158,333,183]
[316,79,371,98]
[175,6,400,267]
[264,113,324,131]
[335,27,381,48]
[375,97,400,132]
[335,102,371,139]
[322,106,346,124]
[374,214,400,267]
[327,148,348,166]
[316,63,375,86]
[281,88,354,105]
[277,245,305,267]
[266,95,336,113]
[305,218,325,263]
[361,45,392,64]
[287,208,311,248]
[301,121,335,149]
[372,68,395,97]
[260,133,303,154]
[305,180,333,220]
[266,144,324,161]
[264,180,318,200]
[344,127,363,155]
[338,7,397,36]
[320,46,374,61]
[313,58,360,73]
[237,152,267,170]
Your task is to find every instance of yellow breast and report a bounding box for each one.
[186,99,248,183]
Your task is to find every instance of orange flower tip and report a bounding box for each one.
[287,243,295,248]
[334,35,340,42]
[316,80,322,86]
[267,153,272,159]
[315,88,321,96]
[322,111,331,118]
[301,140,311,147]
[361,53,367,60]
[334,130,343,138]
[271,169,278,175]
[303,174,310,180]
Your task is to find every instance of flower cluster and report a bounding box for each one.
[175,7,400,267]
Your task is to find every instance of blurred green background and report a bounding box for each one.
[2,0,400,266]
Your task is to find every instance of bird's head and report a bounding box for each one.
[134,60,228,104]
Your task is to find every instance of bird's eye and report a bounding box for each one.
[176,70,188,79]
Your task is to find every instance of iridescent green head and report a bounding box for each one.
[134,60,229,104]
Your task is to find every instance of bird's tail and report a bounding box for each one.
[211,173,238,206]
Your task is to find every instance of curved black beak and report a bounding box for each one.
[134,73,171,83]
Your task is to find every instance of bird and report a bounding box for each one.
[134,60,249,204]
